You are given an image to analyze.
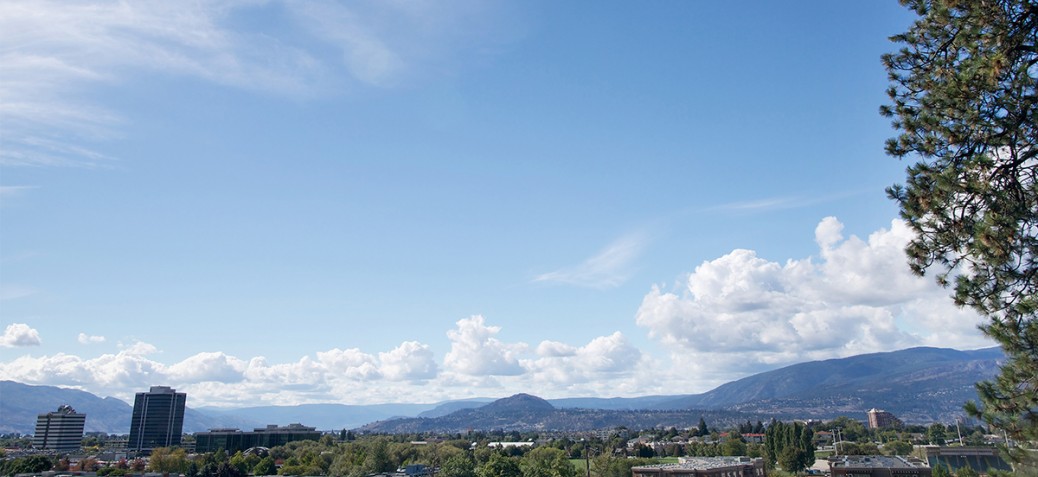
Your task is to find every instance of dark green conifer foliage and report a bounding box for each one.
[882,0,1038,469]
[763,421,814,473]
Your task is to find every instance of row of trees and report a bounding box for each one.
[763,421,814,475]
[0,426,762,477]
[0,456,53,476]
[931,464,981,477]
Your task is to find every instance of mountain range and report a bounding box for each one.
[358,393,763,434]
[0,346,1002,435]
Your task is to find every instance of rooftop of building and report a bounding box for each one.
[39,405,84,417]
[255,423,316,432]
[633,457,760,470]
[146,386,178,394]
[829,455,929,469]
[198,423,318,434]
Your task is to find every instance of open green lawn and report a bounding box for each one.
[569,459,589,472]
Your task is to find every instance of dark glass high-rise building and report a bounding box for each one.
[129,385,186,454]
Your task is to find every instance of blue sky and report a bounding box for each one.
[1,1,992,408]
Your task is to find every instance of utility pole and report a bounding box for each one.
[583,439,591,477]
[956,418,963,446]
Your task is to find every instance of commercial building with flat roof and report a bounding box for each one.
[129,386,186,455]
[33,405,86,452]
[829,455,931,477]
[922,445,1011,474]
[631,457,766,477]
[194,423,321,453]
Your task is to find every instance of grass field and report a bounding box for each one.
[568,459,589,472]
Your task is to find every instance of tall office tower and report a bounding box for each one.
[33,404,86,452]
[129,386,186,454]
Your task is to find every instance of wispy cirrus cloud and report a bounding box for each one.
[533,231,649,289]
[0,285,37,301]
[0,0,509,167]
[714,196,806,212]
[708,190,870,214]
[2,1,285,166]
[0,186,37,198]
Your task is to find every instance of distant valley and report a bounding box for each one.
[0,346,1002,435]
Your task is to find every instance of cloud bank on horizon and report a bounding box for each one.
[0,217,990,407]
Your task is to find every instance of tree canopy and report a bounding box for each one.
[764,421,814,473]
[882,0,1038,468]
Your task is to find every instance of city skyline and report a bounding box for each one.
[1,1,993,408]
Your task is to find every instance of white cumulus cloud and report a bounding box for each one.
[166,352,247,383]
[0,343,163,393]
[444,315,527,376]
[525,332,644,386]
[0,323,41,347]
[0,338,444,405]
[535,340,577,358]
[77,333,106,345]
[636,217,991,384]
[379,341,438,381]
[316,348,383,380]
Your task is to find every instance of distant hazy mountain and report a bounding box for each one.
[362,347,1003,431]
[1,346,1005,434]
[0,381,132,434]
[0,381,256,435]
[198,403,441,431]
[359,393,756,433]
[651,347,1002,423]
[547,395,682,411]
[417,398,494,418]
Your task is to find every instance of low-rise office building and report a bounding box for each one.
[921,445,1011,474]
[194,423,320,453]
[632,457,766,477]
[829,455,930,477]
